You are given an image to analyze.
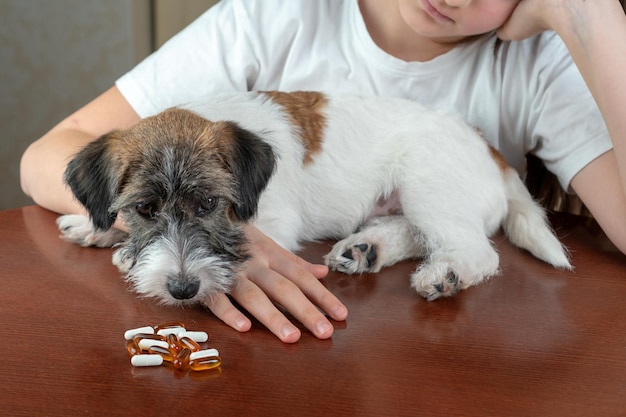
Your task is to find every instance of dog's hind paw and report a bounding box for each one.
[412,270,461,301]
[324,240,379,274]
[57,214,127,247]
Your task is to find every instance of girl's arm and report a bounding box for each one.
[499,0,626,254]
[20,86,140,217]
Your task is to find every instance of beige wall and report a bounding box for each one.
[154,0,218,48]
[0,0,216,211]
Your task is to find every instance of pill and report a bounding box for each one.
[131,354,164,367]
[173,348,192,371]
[166,333,182,353]
[147,345,176,362]
[178,331,209,343]
[153,321,186,332]
[178,336,201,352]
[138,339,169,350]
[156,326,186,337]
[126,339,141,357]
[189,356,221,372]
[189,348,220,361]
[124,322,220,373]
[124,326,155,340]
[133,333,166,343]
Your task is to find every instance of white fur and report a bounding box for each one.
[60,92,571,302]
[114,236,233,306]
[57,214,127,247]
[183,93,571,299]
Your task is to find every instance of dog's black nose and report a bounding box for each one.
[167,278,200,300]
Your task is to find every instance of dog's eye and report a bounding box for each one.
[136,202,158,220]
[197,197,219,217]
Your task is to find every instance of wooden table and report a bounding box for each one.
[1,206,625,417]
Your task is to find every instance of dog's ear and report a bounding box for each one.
[64,132,126,230]
[223,123,276,221]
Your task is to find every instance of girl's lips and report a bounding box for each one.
[421,0,455,23]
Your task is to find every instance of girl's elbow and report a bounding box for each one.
[19,143,37,199]
[19,141,52,204]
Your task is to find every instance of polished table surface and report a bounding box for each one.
[1,205,625,417]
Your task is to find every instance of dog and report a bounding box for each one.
[57,91,571,306]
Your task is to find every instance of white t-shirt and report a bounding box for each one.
[116,0,611,191]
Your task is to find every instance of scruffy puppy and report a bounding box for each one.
[58,91,571,305]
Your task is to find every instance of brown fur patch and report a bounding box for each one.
[473,127,508,172]
[96,108,276,225]
[118,108,240,165]
[488,145,508,172]
[262,91,328,164]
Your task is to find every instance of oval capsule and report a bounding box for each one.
[133,333,166,341]
[173,348,192,371]
[124,326,155,340]
[131,354,164,367]
[178,336,201,352]
[138,339,169,350]
[156,326,186,337]
[133,333,166,350]
[189,356,221,371]
[178,331,209,343]
[147,345,177,362]
[189,348,220,361]
[153,321,186,332]
[126,339,141,357]
[165,333,182,353]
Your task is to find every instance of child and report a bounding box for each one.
[20,0,626,343]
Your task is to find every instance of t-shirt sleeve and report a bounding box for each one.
[116,0,263,117]
[524,33,612,192]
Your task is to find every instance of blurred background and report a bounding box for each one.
[2,1,624,212]
[0,0,217,210]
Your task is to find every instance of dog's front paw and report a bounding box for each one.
[57,214,127,247]
[325,239,379,274]
[112,245,135,273]
[411,264,461,301]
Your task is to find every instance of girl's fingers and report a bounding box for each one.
[245,262,336,339]
[203,292,251,332]
[268,254,348,322]
[205,224,348,343]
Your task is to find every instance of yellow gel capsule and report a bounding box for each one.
[133,334,166,353]
[166,333,182,353]
[153,321,186,332]
[126,339,141,357]
[178,336,201,352]
[147,345,176,362]
[133,333,166,343]
[173,348,191,370]
[189,356,221,371]
[189,348,219,361]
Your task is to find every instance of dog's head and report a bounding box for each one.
[65,108,276,304]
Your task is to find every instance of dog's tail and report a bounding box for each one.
[502,167,572,269]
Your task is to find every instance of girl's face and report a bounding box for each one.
[398,0,520,42]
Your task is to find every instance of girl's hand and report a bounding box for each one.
[204,224,348,343]
[497,0,576,41]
